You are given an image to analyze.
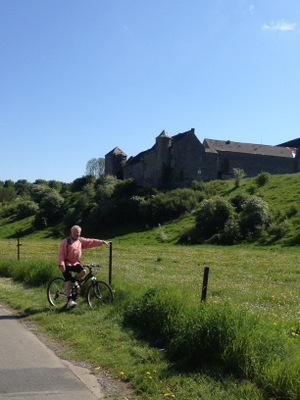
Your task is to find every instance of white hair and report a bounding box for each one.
[71,225,82,233]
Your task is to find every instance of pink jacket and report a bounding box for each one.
[58,237,103,267]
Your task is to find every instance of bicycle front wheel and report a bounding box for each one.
[47,277,68,307]
[87,281,114,308]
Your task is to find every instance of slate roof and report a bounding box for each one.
[277,138,300,148]
[105,147,127,157]
[204,139,296,158]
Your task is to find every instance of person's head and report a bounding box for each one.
[71,225,81,239]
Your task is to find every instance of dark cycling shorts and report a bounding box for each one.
[62,264,84,282]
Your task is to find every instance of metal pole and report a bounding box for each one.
[201,267,209,302]
[109,242,112,285]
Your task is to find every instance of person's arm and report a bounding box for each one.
[58,239,67,270]
[81,238,111,249]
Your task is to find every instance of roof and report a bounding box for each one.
[126,130,192,166]
[204,139,296,158]
[277,138,300,148]
[105,147,127,157]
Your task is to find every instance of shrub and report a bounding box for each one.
[0,187,17,202]
[240,196,269,234]
[195,197,233,241]
[255,171,271,187]
[221,214,242,244]
[30,184,52,203]
[156,224,168,242]
[190,180,205,191]
[233,168,246,188]
[141,189,203,225]
[286,203,298,218]
[268,219,290,240]
[70,175,95,192]
[230,191,249,212]
[17,201,39,218]
[34,191,65,228]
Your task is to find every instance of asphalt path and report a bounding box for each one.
[0,305,102,400]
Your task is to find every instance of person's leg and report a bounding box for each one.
[65,280,72,297]
[74,267,86,281]
[63,267,77,306]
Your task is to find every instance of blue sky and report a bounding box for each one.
[1,0,299,183]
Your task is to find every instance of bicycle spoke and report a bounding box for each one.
[87,281,114,307]
[47,278,67,308]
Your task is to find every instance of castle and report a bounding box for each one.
[105,128,300,188]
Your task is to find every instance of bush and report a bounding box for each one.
[0,187,17,202]
[240,196,269,234]
[17,201,39,218]
[230,191,249,212]
[255,172,270,187]
[34,191,65,228]
[30,184,52,203]
[233,168,246,188]
[268,219,290,240]
[195,197,233,241]
[221,214,242,244]
[141,189,203,225]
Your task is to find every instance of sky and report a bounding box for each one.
[1,0,300,183]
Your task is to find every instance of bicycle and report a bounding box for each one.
[47,264,114,308]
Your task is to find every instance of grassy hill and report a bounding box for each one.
[0,173,300,246]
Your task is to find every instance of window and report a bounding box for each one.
[198,168,202,175]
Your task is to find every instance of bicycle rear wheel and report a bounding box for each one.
[47,277,68,307]
[87,281,114,307]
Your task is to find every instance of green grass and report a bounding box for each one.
[0,173,300,399]
[0,242,299,399]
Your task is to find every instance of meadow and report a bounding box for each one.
[0,239,299,399]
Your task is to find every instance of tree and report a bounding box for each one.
[71,175,95,192]
[233,168,246,188]
[3,180,15,188]
[34,191,65,227]
[0,187,17,202]
[85,158,105,178]
[15,179,32,197]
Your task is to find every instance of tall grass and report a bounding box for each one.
[0,259,58,287]
[0,242,299,399]
[124,287,300,399]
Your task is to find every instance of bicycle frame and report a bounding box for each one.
[75,264,103,291]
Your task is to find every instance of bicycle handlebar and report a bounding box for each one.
[83,264,103,268]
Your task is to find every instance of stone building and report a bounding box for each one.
[105,128,300,188]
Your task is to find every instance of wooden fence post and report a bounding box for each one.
[201,267,209,302]
[17,238,22,261]
[109,242,112,285]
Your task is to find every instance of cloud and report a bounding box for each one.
[263,20,297,31]
[249,5,255,13]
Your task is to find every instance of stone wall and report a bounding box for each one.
[218,151,296,178]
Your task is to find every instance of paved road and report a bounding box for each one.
[0,306,102,400]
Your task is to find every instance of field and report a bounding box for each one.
[0,239,299,399]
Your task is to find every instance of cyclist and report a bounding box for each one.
[58,225,110,308]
